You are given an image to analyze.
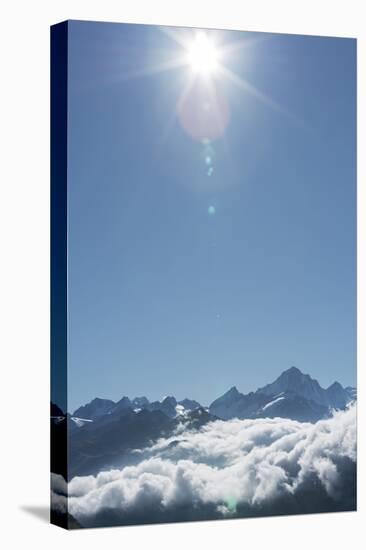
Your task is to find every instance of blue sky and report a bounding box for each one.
[67,21,356,412]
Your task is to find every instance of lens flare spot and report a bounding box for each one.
[208,205,216,215]
[225,497,237,513]
[177,81,230,142]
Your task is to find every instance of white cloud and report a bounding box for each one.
[52,405,356,526]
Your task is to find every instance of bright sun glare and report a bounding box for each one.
[186,33,219,76]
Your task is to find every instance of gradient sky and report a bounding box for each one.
[67,20,356,413]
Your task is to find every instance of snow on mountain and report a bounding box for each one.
[70,417,94,428]
[258,366,351,409]
[147,396,178,418]
[209,385,272,420]
[345,386,357,401]
[209,367,354,422]
[178,398,201,411]
[132,396,149,408]
[258,366,327,405]
[175,404,185,416]
[69,367,354,426]
[145,396,202,418]
[72,393,203,422]
[261,394,285,411]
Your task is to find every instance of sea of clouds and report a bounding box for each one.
[52,404,356,527]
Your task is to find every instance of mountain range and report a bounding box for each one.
[209,366,355,422]
[72,394,202,421]
[51,366,356,478]
[70,366,355,424]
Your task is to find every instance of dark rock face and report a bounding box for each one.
[68,409,174,478]
[66,407,216,478]
[73,397,116,419]
[178,398,201,411]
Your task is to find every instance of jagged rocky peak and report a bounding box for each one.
[70,366,355,428]
[178,398,201,410]
[257,366,327,404]
[73,397,116,419]
[116,396,132,405]
[112,396,133,414]
[218,386,241,401]
[161,395,177,406]
[325,381,349,408]
[209,366,355,422]
[327,381,343,390]
[132,396,149,407]
[284,366,302,375]
[275,366,309,384]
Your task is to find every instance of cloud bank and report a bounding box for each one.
[52,405,356,527]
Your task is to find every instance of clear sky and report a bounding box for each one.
[67,20,356,413]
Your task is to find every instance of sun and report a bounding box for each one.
[186,32,219,76]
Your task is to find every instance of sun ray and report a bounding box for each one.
[218,65,305,127]
[115,27,306,172]
[158,25,196,50]
[118,57,186,82]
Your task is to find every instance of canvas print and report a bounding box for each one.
[50,20,357,529]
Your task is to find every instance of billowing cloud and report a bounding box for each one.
[52,405,356,527]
